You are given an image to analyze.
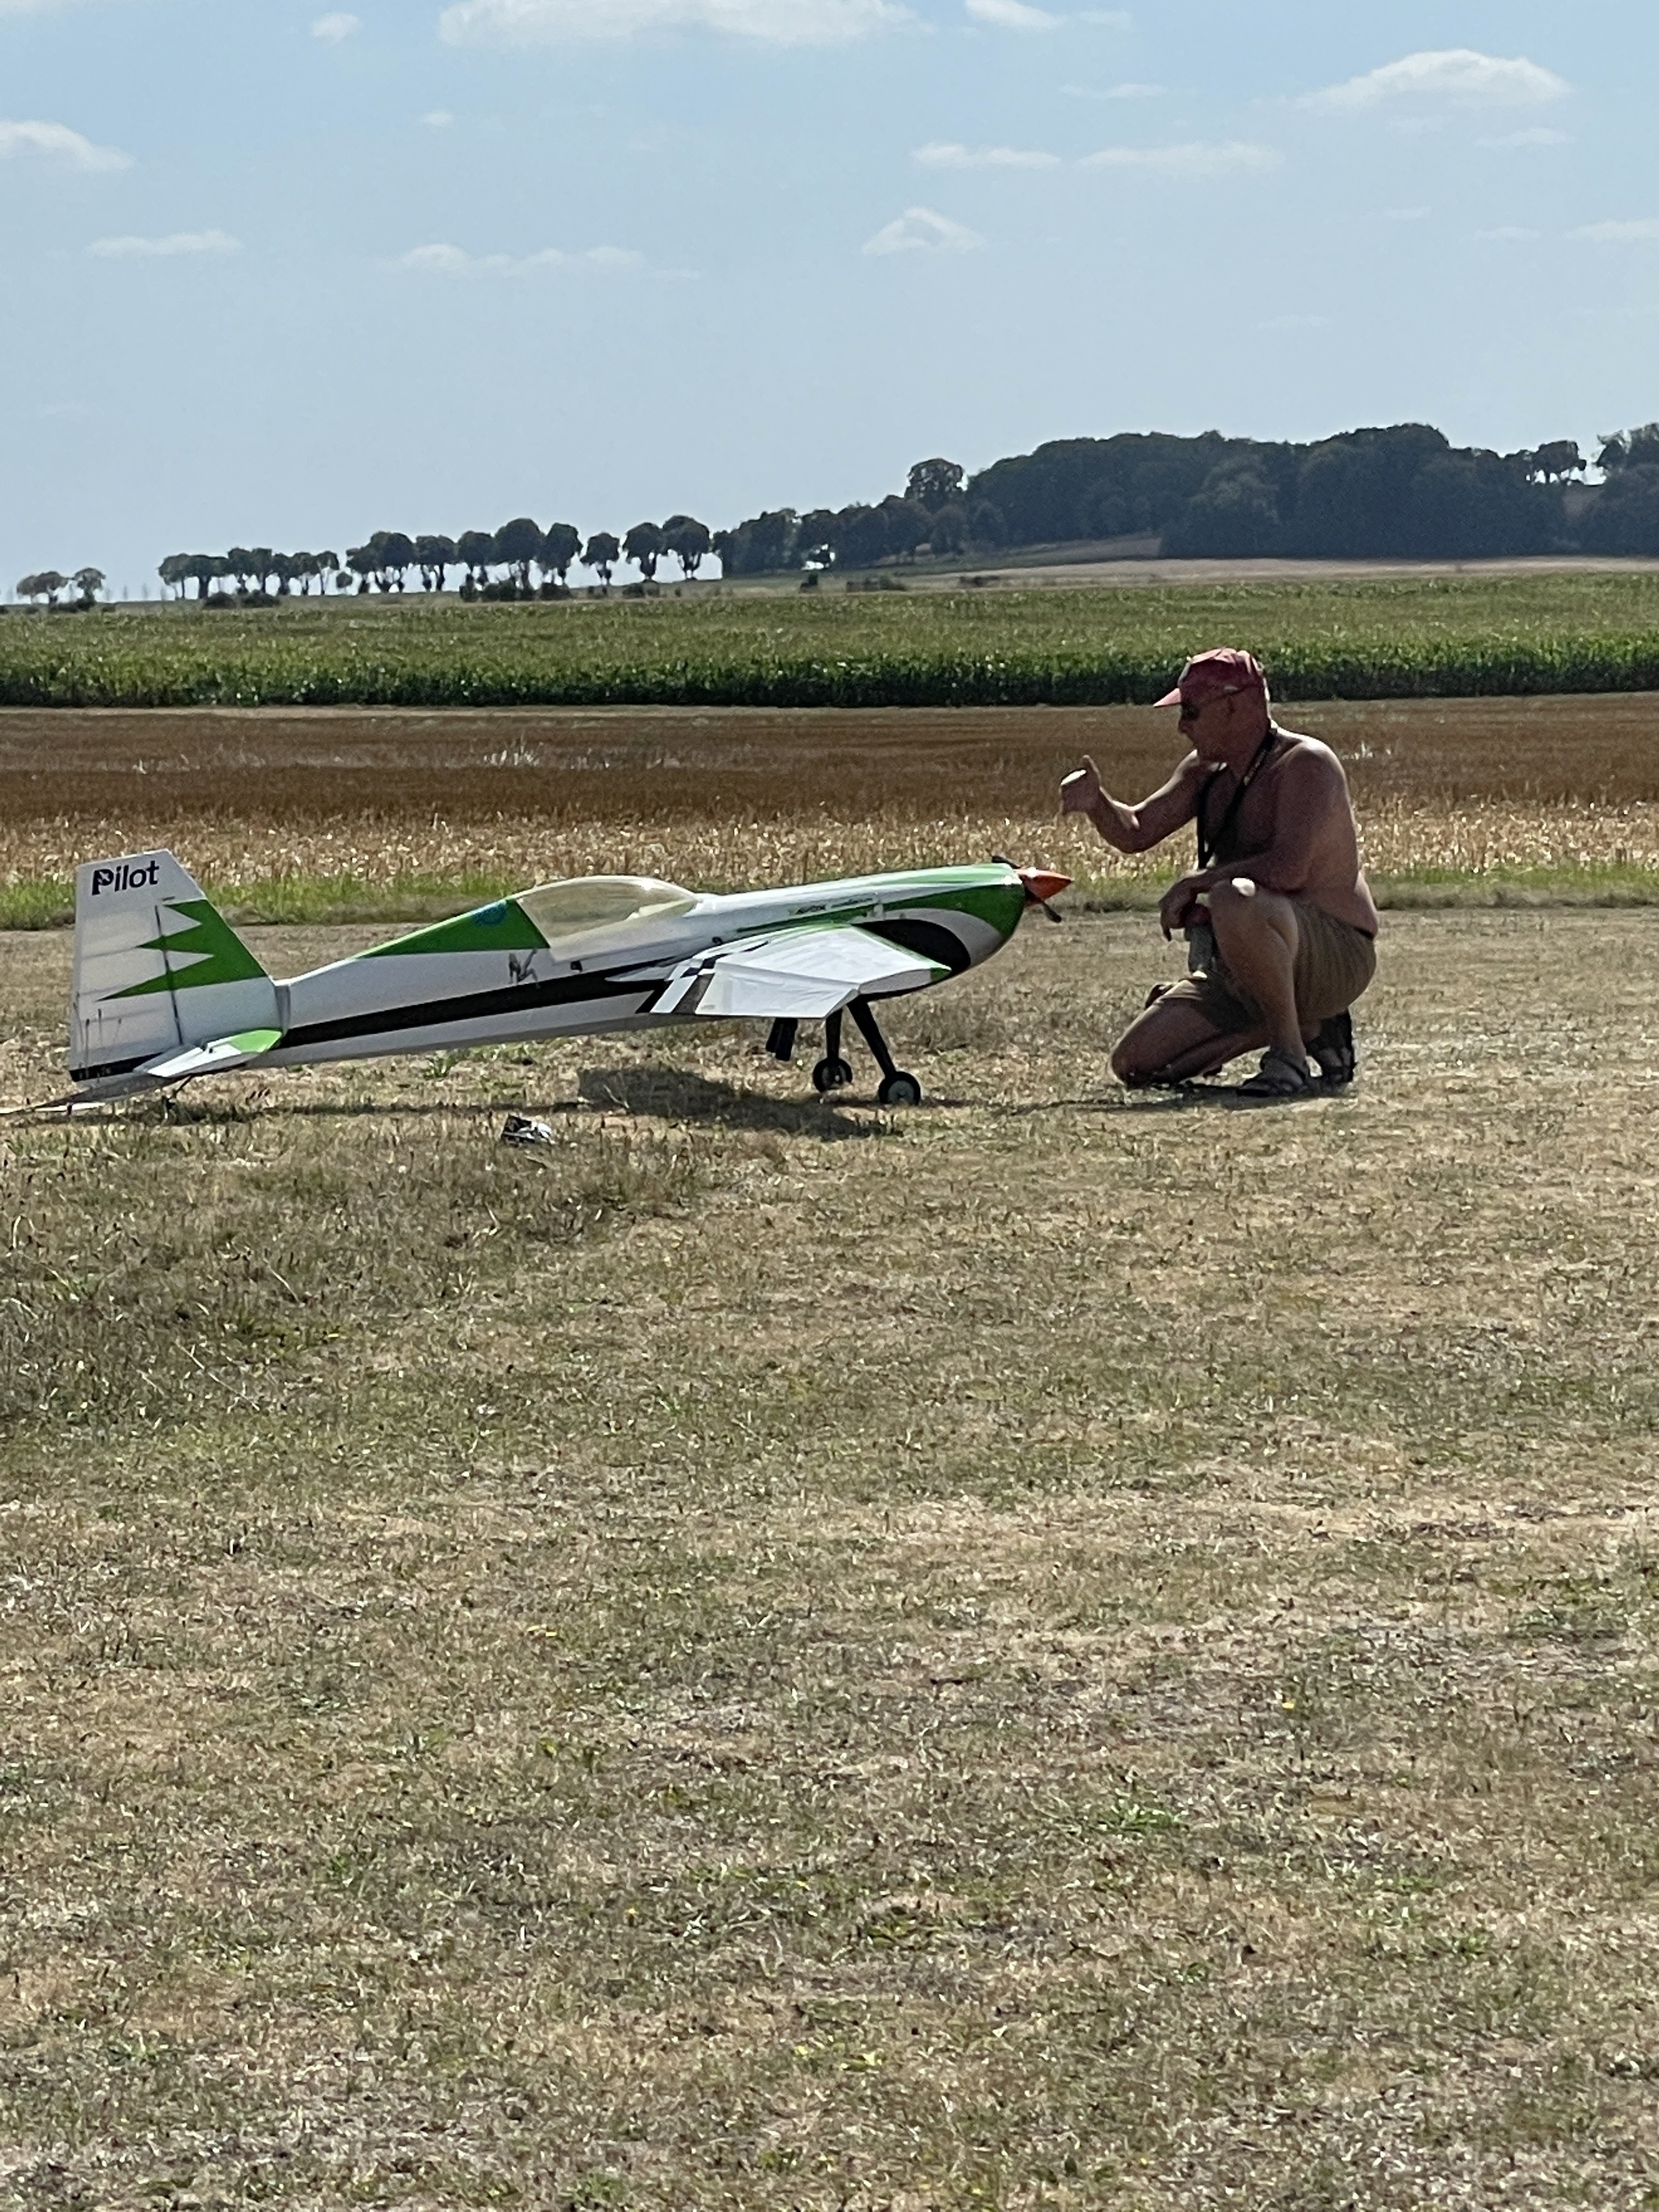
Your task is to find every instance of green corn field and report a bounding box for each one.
[9,572,1659,706]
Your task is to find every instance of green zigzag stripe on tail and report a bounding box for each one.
[112,900,270,997]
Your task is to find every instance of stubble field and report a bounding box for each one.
[1,701,1658,2209]
[5,693,1659,927]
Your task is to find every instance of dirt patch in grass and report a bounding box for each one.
[2,911,1658,2207]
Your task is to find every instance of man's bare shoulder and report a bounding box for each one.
[1274,729,1349,782]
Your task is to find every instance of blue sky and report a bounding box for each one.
[2,0,1654,592]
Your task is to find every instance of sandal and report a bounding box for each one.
[1310,1009,1356,1088]
[1238,1045,1316,1098]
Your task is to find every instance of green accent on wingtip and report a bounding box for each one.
[360,899,548,959]
[111,899,269,998]
[228,1029,283,1054]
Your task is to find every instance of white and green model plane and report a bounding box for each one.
[66,851,1070,1105]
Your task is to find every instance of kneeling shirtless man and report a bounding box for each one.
[1062,648,1379,1097]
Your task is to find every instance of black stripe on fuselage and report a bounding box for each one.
[278,966,651,1053]
[864,917,972,974]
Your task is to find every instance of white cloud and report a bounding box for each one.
[396,241,646,273]
[0,119,131,171]
[1473,225,1540,242]
[913,140,1059,168]
[1572,219,1659,243]
[1062,78,1157,98]
[89,229,241,257]
[1078,7,1129,20]
[862,205,985,254]
[439,0,906,43]
[311,10,360,37]
[1478,126,1569,149]
[966,0,1058,27]
[422,109,455,126]
[1081,140,1280,179]
[1307,49,1568,110]
[1382,205,1430,221]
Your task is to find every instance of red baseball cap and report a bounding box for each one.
[1154,647,1268,708]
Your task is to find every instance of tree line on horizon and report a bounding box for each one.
[714,426,1659,574]
[17,421,1659,610]
[148,516,716,602]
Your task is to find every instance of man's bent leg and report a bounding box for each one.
[1110,995,1268,1086]
[1206,878,1307,1065]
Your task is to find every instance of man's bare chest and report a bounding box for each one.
[1195,760,1283,863]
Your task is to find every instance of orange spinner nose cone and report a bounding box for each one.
[1019,868,1072,904]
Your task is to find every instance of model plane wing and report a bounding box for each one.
[651,926,946,1020]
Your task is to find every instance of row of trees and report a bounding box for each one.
[714,429,1659,571]
[24,423,1659,606]
[15,567,105,607]
[156,516,715,600]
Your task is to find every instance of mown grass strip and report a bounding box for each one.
[10,575,1659,706]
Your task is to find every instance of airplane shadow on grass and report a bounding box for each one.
[576,1065,893,1139]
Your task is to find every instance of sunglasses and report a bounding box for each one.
[1177,688,1244,720]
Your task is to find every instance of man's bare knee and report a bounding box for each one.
[1209,877,1295,952]
[1110,1034,1153,1083]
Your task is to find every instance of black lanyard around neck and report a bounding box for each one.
[1197,724,1280,871]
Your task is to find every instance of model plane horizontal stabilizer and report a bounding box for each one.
[653,925,945,1021]
[138,1029,285,1082]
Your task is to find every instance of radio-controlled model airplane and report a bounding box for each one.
[64,851,1070,1105]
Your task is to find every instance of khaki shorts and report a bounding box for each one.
[1159,900,1376,1036]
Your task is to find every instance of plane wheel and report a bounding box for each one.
[811,1056,854,1094]
[877,1071,923,1107]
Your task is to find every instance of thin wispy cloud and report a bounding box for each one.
[0,119,132,171]
[913,140,1059,168]
[1477,126,1570,149]
[439,0,907,43]
[1572,219,1659,243]
[396,241,645,274]
[312,12,361,40]
[863,206,985,254]
[1307,49,1568,110]
[89,229,241,257]
[1473,225,1540,242]
[1081,140,1280,179]
[1062,79,1158,99]
[1381,205,1431,221]
[965,0,1058,28]
[422,109,455,126]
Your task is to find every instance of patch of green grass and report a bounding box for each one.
[11,858,1659,935]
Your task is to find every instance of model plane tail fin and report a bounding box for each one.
[69,850,281,1083]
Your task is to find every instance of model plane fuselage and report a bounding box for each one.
[66,856,1069,1104]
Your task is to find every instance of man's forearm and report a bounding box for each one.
[1088,793,1150,852]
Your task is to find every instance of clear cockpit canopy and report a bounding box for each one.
[519,875,698,950]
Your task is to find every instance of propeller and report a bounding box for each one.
[995,853,1071,924]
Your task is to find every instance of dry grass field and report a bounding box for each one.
[2,879,1659,2206]
[4,696,1659,927]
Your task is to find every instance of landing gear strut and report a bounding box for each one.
[810,1008,854,1094]
[810,1000,921,1106]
